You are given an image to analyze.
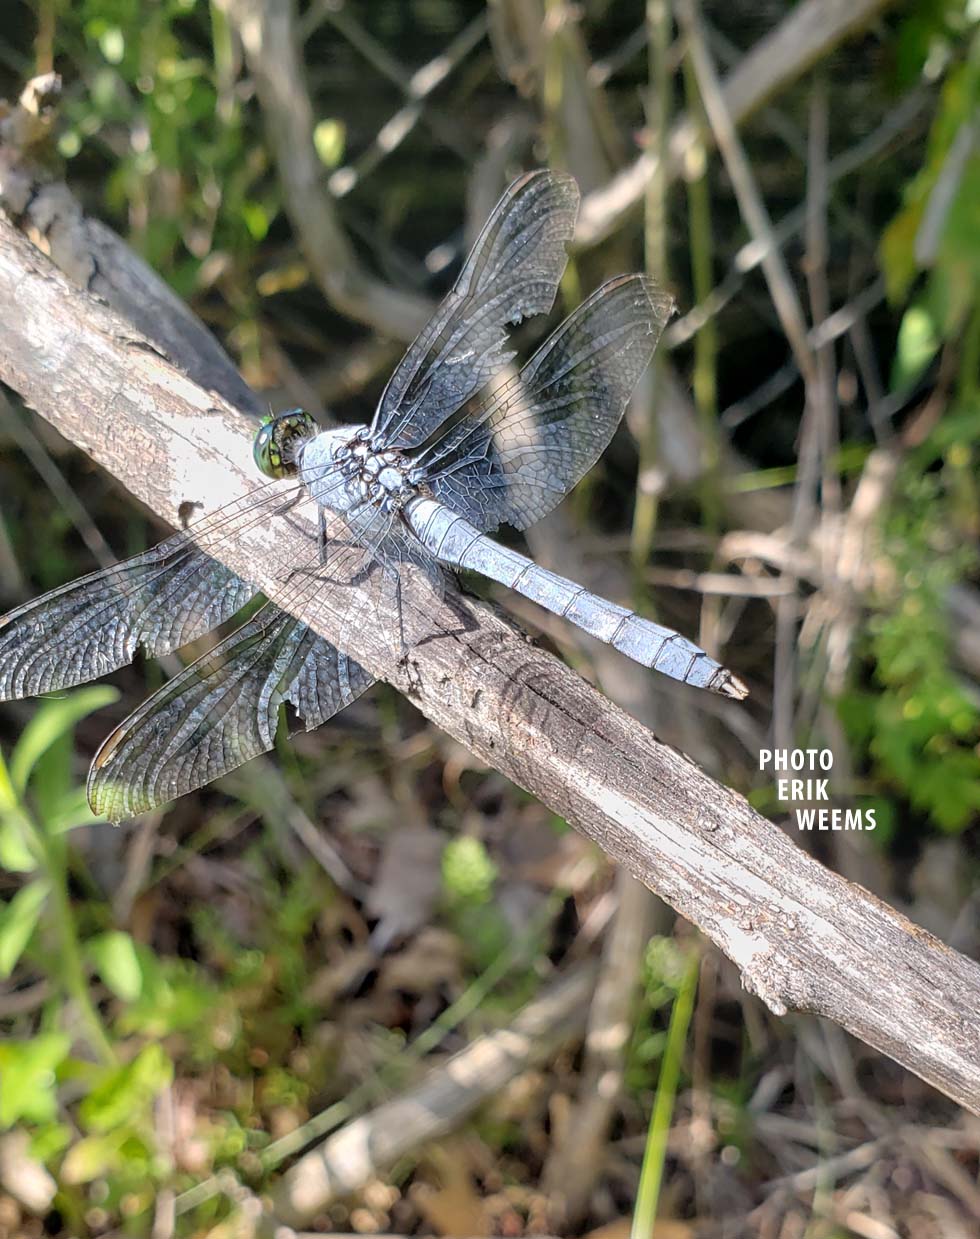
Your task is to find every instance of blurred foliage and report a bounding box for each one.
[51,0,281,380]
[625,936,692,1093]
[844,0,980,833]
[842,447,980,832]
[441,835,513,971]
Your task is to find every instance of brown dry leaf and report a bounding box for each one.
[366,823,444,951]
[413,1143,491,1237]
[377,927,463,997]
[584,1220,695,1239]
[304,942,375,1008]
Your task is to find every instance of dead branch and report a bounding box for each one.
[222,0,433,342]
[269,964,597,1228]
[575,0,898,247]
[677,0,814,387]
[1,215,979,1115]
[0,74,262,418]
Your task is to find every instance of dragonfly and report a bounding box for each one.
[0,170,746,823]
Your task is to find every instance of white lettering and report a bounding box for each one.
[760,748,834,773]
[794,807,876,831]
[775,778,830,802]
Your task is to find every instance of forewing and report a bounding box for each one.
[0,539,256,699]
[417,275,674,531]
[88,603,375,822]
[370,170,579,450]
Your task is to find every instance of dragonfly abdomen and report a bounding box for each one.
[404,497,747,698]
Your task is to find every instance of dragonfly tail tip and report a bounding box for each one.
[716,670,749,700]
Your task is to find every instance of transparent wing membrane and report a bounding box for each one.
[370,170,579,449]
[416,275,675,531]
[256,505,452,666]
[0,540,256,699]
[0,474,310,701]
[88,603,374,822]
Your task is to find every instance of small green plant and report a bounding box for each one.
[0,690,346,1222]
[842,451,980,833]
[841,6,980,835]
[0,687,119,1058]
[440,835,512,972]
[881,8,980,400]
[629,938,700,1239]
[0,689,179,1211]
[626,935,694,1093]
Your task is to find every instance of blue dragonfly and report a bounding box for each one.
[0,170,746,822]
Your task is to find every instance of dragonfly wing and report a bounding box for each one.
[416,275,674,532]
[0,539,256,699]
[370,170,579,450]
[88,602,375,822]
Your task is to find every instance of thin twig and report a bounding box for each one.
[0,395,113,568]
[317,10,488,196]
[677,0,814,387]
[676,0,819,748]
[804,73,841,557]
[576,0,898,247]
[630,0,673,574]
[542,873,655,1227]
[223,0,433,342]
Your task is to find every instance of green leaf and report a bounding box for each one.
[0,881,49,977]
[98,26,125,65]
[45,787,105,836]
[0,750,19,815]
[78,1044,173,1133]
[29,1122,72,1162]
[442,836,497,903]
[890,304,940,391]
[313,118,345,168]
[31,733,73,827]
[880,196,924,302]
[10,687,118,796]
[61,1131,128,1184]
[117,954,226,1042]
[0,1033,70,1126]
[88,931,144,1003]
[57,129,82,159]
[241,201,270,241]
[0,814,37,873]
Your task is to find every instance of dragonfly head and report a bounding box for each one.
[253,409,317,479]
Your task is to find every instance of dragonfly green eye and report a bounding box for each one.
[253,409,316,479]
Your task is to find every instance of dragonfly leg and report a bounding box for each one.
[318,507,329,566]
[392,570,409,659]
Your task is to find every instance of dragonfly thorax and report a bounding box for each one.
[299,426,417,517]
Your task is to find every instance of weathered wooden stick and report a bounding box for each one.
[271,964,597,1226]
[0,216,978,1114]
